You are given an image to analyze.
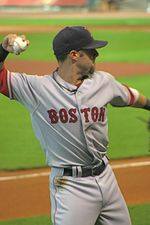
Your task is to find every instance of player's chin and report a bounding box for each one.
[89,64,95,75]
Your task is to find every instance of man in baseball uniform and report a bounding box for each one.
[0,26,150,225]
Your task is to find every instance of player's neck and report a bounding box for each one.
[57,62,81,86]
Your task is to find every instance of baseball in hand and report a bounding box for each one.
[12,36,29,55]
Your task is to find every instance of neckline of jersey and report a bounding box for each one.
[52,70,80,93]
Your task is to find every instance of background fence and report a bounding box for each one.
[0,0,150,12]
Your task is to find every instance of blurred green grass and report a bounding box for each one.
[1,17,150,26]
[0,96,46,170]
[0,215,51,225]
[108,75,150,159]
[1,31,150,63]
[0,17,150,63]
[0,203,149,225]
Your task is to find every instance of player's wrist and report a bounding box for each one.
[0,44,9,62]
[143,99,150,110]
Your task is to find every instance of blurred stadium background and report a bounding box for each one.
[0,0,150,13]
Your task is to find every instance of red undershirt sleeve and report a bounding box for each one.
[123,84,135,106]
[0,66,9,97]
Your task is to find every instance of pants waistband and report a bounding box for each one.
[63,160,106,177]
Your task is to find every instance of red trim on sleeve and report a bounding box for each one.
[8,71,13,99]
[0,66,9,97]
[123,84,135,106]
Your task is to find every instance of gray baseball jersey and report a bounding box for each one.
[5,69,133,167]
[1,67,133,225]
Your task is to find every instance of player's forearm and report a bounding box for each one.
[128,87,150,110]
[0,44,9,70]
[132,93,150,110]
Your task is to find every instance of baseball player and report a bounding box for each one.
[0,26,150,225]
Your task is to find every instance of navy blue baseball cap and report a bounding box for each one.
[53,26,108,57]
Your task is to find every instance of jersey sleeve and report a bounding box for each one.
[108,74,135,107]
[10,71,41,111]
[0,67,40,112]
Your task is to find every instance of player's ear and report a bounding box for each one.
[69,50,79,61]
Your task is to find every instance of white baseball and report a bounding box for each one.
[12,37,28,55]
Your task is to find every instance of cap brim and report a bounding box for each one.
[82,40,108,49]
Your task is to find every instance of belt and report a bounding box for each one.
[63,160,106,177]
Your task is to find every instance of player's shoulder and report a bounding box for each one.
[94,70,116,82]
[10,72,54,90]
[19,73,53,83]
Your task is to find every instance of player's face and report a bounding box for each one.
[82,49,99,61]
[76,49,99,78]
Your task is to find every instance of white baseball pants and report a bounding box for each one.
[49,164,131,225]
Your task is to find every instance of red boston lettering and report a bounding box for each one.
[47,107,105,124]
[98,107,105,122]
[80,108,90,123]
[91,107,99,122]
[69,108,78,123]
[47,109,59,124]
[59,108,68,123]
